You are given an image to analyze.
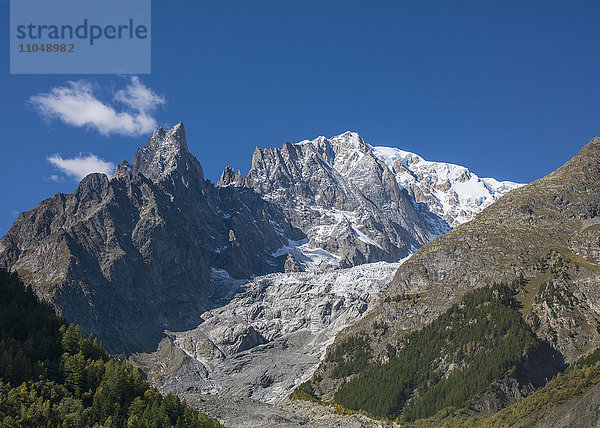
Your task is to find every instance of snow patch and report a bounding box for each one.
[272,238,341,270]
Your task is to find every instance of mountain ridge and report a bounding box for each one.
[6,123,585,427]
[0,123,303,353]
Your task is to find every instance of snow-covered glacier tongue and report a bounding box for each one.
[132,260,404,404]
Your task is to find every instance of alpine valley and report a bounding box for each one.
[3,123,600,427]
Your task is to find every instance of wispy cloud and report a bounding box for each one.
[114,76,165,113]
[47,154,115,181]
[30,77,165,137]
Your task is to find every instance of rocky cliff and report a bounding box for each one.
[0,123,302,354]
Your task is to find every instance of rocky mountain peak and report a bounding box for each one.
[217,166,244,187]
[113,159,132,179]
[0,122,303,353]
[580,136,600,151]
[74,172,110,197]
[553,136,600,179]
[329,131,368,152]
[132,122,204,183]
[233,131,522,269]
[148,122,189,153]
[291,131,367,168]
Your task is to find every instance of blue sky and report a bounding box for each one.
[1,0,600,235]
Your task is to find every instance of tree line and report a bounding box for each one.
[0,268,221,427]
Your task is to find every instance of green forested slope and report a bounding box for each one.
[298,283,557,422]
[0,268,221,427]
[401,345,600,427]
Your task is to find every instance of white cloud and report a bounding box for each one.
[30,77,165,137]
[114,76,165,112]
[47,154,115,181]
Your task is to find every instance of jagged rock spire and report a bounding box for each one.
[132,122,204,183]
[217,166,244,187]
[114,160,132,179]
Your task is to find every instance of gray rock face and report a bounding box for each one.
[233,132,449,268]
[284,254,303,272]
[221,132,520,270]
[0,123,302,354]
[217,166,243,187]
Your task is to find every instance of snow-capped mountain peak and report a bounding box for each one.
[221,130,522,271]
[329,131,365,149]
[290,131,522,228]
[371,145,523,226]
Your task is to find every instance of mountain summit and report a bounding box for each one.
[372,144,522,226]
[220,131,520,268]
[132,122,203,183]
